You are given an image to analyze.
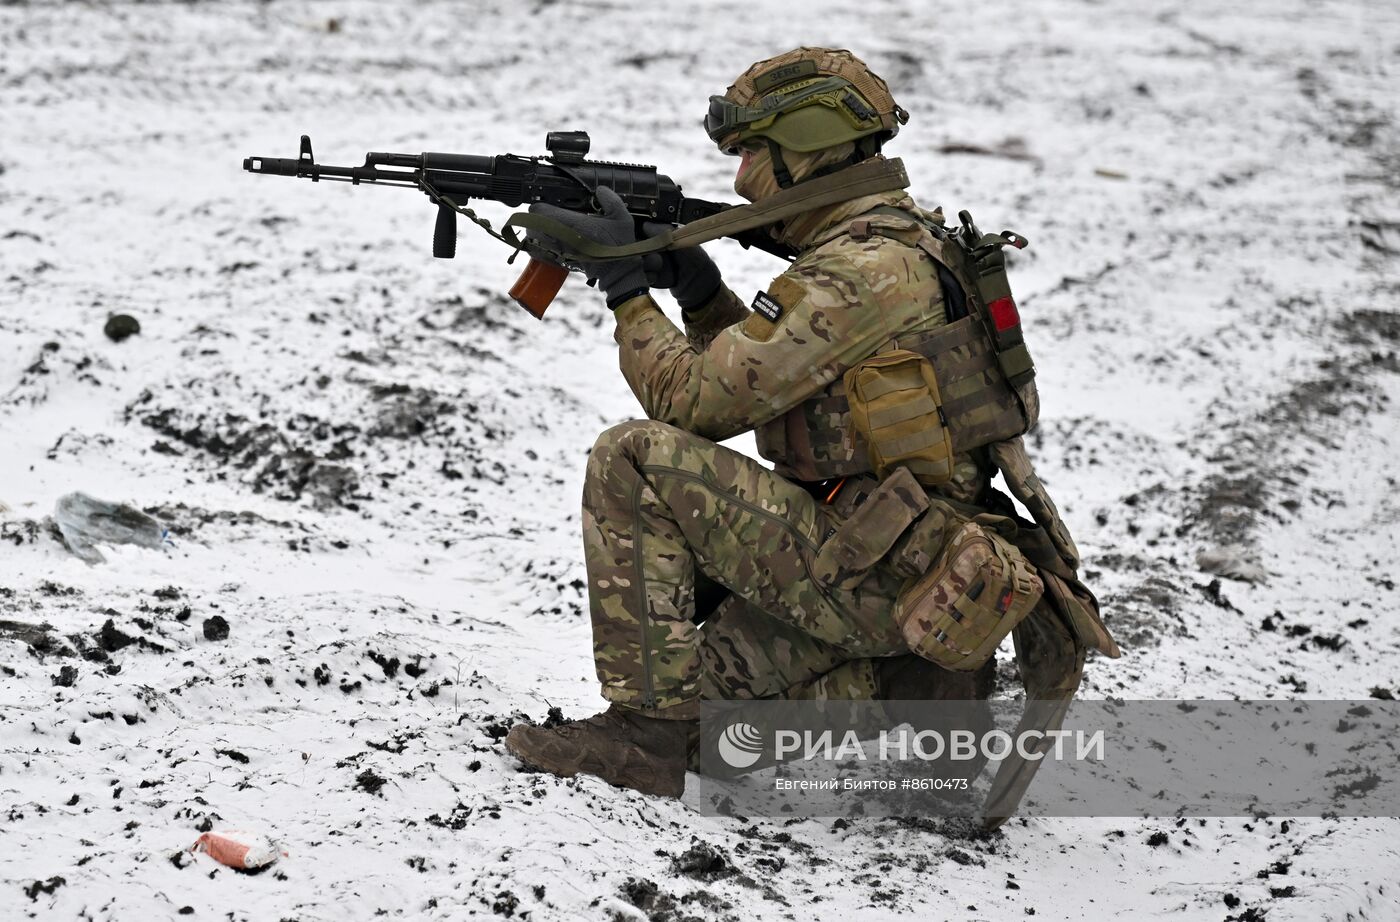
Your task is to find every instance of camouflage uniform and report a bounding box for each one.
[586,187,996,718]
[505,48,1106,817]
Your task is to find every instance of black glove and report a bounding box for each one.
[641,225,722,314]
[527,187,648,309]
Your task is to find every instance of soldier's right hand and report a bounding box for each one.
[641,223,722,313]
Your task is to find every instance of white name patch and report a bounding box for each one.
[751,291,784,322]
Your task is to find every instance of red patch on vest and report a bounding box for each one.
[988,297,1020,332]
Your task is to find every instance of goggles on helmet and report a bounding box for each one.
[705,76,878,153]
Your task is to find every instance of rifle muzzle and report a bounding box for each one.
[243,156,303,177]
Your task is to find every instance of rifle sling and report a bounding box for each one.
[499,157,910,261]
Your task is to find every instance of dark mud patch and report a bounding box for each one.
[0,619,73,658]
[141,502,302,538]
[480,715,517,741]
[127,375,497,510]
[670,841,737,882]
[91,617,169,655]
[23,876,65,902]
[490,890,520,916]
[1197,578,1241,613]
[891,815,1005,848]
[367,384,454,439]
[355,768,387,796]
[98,618,139,652]
[367,731,421,755]
[1225,908,1270,922]
[416,289,527,340]
[1330,769,1380,800]
[1184,319,1398,551]
[615,876,739,922]
[1338,308,1400,347]
[131,392,362,510]
[1310,632,1346,652]
[1297,65,1400,190]
[1186,472,1277,548]
[1102,571,1192,649]
[426,801,473,830]
[366,648,399,678]
[944,846,984,866]
[1,516,65,548]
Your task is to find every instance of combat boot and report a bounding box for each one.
[504,705,692,798]
[877,654,996,786]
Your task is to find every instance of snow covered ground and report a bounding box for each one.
[2,0,1398,918]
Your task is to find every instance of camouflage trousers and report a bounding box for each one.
[582,419,979,718]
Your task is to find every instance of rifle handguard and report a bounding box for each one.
[509,258,570,319]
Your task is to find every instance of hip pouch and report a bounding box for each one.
[894,518,1044,672]
[812,466,929,591]
[843,349,956,485]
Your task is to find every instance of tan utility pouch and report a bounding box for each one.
[843,350,955,486]
[894,518,1044,672]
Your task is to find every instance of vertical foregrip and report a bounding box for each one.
[432,203,457,258]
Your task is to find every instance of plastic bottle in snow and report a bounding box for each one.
[53,492,171,564]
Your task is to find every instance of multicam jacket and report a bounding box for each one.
[610,189,992,504]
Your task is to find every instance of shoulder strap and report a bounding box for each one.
[847,204,971,323]
[499,157,911,261]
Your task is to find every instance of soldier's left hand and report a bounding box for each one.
[527,186,648,309]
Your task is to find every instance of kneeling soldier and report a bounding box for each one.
[506,47,1117,800]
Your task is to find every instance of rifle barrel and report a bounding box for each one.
[243,153,424,185]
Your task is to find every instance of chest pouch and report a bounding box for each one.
[843,349,956,486]
[894,518,1044,672]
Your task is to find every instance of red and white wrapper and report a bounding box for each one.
[191,830,285,870]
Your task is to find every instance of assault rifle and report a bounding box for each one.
[243,132,795,318]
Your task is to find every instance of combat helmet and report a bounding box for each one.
[706,47,909,168]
